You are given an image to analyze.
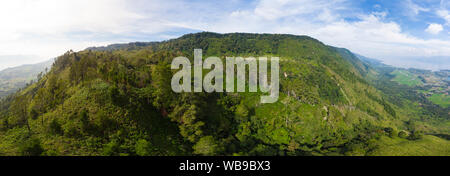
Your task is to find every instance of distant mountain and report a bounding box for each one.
[383,56,450,71]
[0,55,45,71]
[354,54,386,67]
[0,60,53,98]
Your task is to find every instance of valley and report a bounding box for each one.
[0,60,53,98]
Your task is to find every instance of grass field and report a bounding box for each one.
[429,93,450,108]
[368,135,450,156]
[390,70,423,86]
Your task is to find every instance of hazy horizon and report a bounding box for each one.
[1,0,449,71]
[1,33,449,72]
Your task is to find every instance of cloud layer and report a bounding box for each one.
[0,0,449,70]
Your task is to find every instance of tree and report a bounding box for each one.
[193,136,221,156]
[151,62,174,111]
[30,108,39,120]
[10,95,31,134]
[168,92,211,143]
[281,96,300,127]
[178,104,205,143]
[80,110,92,134]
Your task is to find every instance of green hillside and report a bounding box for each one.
[0,32,448,156]
[367,135,450,156]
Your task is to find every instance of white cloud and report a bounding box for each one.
[0,0,145,58]
[437,10,450,25]
[0,0,449,70]
[252,0,345,21]
[425,23,444,34]
[311,16,450,59]
[405,0,429,16]
[198,1,450,63]
[0,0,188,60]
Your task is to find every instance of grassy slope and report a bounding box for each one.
[368,135,450,156]
[429,93,450,108]
[390,70,423,86]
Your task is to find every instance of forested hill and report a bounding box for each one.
[0,32,448,156]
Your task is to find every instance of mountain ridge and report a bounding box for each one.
[0,32,448,156]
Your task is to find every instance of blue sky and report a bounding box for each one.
[0,0,449,70]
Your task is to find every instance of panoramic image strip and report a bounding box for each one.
[0,0,449,173]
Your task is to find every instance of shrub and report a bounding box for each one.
[19,138,44,156]
[64,125,80,138]
[135,139,152,156]
[42,150,59,156]
[398,131,408,139]
[30,109,39,120]
[96,110,117,133]
[102,140,120,156]
[49,119,63,135]
[79,110,92,134]
[408,131,424,140]
[384,127,398,138]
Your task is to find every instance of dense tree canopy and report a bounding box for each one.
[0,32,448,156]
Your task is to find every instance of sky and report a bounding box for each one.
[0,0,449,70]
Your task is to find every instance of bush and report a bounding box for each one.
[384,127,398,138]
[79,110,92,134]
[30,109,39,120]
[102,140,120,156]
[42,150,59,156]
[64,125,80,138]
[344,143,367,156]
[19,138,44,156]
[96,110,117,133]
[235,103,249,119]
[49,119,63,135]
[250,144,278,156]
[398,131,408,139]
[408,131,424,140]
[135,139,152,156]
